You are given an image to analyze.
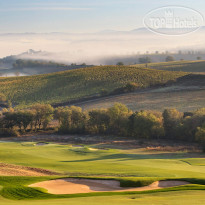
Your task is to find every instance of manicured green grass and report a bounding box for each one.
[0,190,205,205]
[0,142,205,202]
[0,142,205,178]
[0,65,185,107]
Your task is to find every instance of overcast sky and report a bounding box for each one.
[0,0,205,33]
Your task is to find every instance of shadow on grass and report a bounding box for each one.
[60,152,204,163]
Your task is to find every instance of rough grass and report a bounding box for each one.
[78,88,205,112]
[140,60,205,73]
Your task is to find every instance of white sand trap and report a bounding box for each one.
[29,178,190,195]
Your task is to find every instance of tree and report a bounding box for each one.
[3,112,17,130]
[116,62,124,66]
[87,109,110,134]
[195,126,205,142]
[108,103,132,136]
[195,126,205,152]
[197,56,202,60]
[165,56,175,62]
[139,57,151,64]
[31,104,54,130]
[15,111,34,131]
[129,111,164,139]
[56,106,86,133]
[182,108,205,141]
[70,106,86,131]
[54,107,68,124]
[163,109,183,139]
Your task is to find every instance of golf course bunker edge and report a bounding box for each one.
[29,178,190,195]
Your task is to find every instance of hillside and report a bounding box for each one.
[0,65,186,107]
[144,61,205,73]
[77,87,205,112]
[73,72,205,112]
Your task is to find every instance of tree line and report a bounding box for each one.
[12,59,88,69]
[13,59,69,68]
[116,55,203,66]
[0,103,205,149]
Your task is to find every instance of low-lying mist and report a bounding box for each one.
[0,28,205,65]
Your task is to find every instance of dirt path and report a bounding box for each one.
[0,163,60,176]
[29,178,190,194]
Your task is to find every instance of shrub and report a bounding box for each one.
[129,110,164,139]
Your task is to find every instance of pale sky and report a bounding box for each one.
[0,0,205,33]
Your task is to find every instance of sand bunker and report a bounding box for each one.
[29,178,190,194]
[0,163,59,176]
[89,148,98,151]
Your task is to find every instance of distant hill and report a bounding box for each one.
[0,51,92,76]
[145,61,205,73]
[0,65,185,107]
[0,49,47,68]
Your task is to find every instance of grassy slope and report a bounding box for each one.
[0,65,185,107]
[144,60,205,73]
[0,142,204,178]
[1,191,205,205]
[78,89,205,112]
[74,61,205,112]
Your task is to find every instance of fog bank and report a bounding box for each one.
[0,28,205,65]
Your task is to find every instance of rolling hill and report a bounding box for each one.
[144,60,205,73]
[0,65,186,107]
[77,86,205,112]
